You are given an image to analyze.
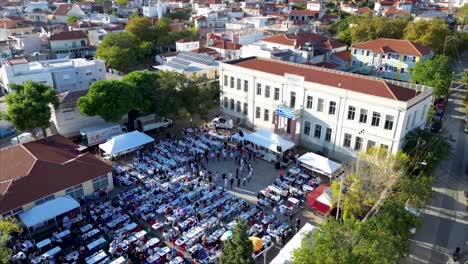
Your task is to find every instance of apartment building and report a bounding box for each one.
[219,57,433,161]
[351,38,433,82]
[49,31,90,59]
[0,57,106,93]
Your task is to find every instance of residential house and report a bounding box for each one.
[209,40,242,60]
[0,18,33,41]
[0,135,113,218]
[219,57,433,161]
[24,1,49,12]
[288,10,323,23]
[176,38,200,52]
[0,58,106,93]
[154,51,219,79]
[25,10,52,23]
[48,31,90,59]
[256,32,346,63]
[351,38,433,81]
[53,4,86,24]
[51,90,108,137]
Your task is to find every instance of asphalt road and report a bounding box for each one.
[405,83,468,264]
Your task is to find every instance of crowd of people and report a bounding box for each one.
[9,127,314,264]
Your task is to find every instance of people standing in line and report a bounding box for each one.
[230,178,234,189]
[237,178,241,188]
[242,176,246,186]
[224,178,228,190]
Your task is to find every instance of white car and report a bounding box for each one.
[212,116,234,130]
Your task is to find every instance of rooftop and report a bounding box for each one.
[0,135,111,213]
[260,32,330,49]
[352,38,432,56]
[225,57,430,101]
[49,30,87,41]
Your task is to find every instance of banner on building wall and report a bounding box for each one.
[276,106,295,119]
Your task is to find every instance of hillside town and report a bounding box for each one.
[0,0,467,263]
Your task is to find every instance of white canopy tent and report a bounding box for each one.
[99,131,154,156]
[270,223,315,264]
[19,196,80,229]
[244,129,295,153]
[297,152,342,178]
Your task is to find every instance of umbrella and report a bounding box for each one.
[220,230,233,241]
[249,237,263,252]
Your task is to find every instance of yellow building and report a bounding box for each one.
[0,135,113,219]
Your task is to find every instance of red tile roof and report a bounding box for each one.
[333,50,351,61]
[317,39,347,51]
[58,89,88,108]
[313,61,340,69]
[211,40,242,50]
[49,30,87,41]
[228,57,420,101]
[0,135,111,213]
[261,32,328,48]
[384,8,411,16]
[53,3,73,16]
[353,38,432,56]
[5,58,28,65]
[289,9,320,16]
[356,6,375,14]
[191,47,218,56]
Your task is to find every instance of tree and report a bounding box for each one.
[393,173,434,208]
[410,55,453,97]
[220,219,255,264]
[95,32,143,72]
[115,0,127,5]
[66,15,80,25]
[292,218,403,264]
[122,70,159,114]
[402,128,451,172]
[78,80,142,122]
[403,19,450,53]
[456,4,468,21]
[331,147,409,220]
[3,81,59,137]
[125,16,155,42]
[0,218,22,263]
[292,3,307,10]
[349,16,408,43]
[166,8,192,20]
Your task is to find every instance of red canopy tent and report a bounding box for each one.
[306,184,331,216]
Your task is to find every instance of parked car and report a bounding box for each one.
[212,116,234,130]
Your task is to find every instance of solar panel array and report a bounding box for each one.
[178,51,215,66]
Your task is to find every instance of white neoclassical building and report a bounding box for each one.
[219,57,433,161]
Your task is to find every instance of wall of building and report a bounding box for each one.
[219,61,433,162]
[5,172,113,217]
[50,105,108,137]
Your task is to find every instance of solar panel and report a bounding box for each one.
[178,51,215,66]
[171,58,191,67]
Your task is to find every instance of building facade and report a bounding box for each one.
[49,31,90,59]
[219,57,433,161]
[0,58,106,93]
[351,38,433,82]
[0,135,113,218]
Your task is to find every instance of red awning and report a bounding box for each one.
[306,184,331,215]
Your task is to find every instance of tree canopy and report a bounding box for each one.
[403,19,450,54]
[349,15,408,44]
[3,81,59,136]
[78,80,142,122]
[0,218,22,263]
[66,15,80,25]
[95,32,144,72]
[166,8,192,20]
[78,71,219,122]
[410,55,453,97]
[122,70,159,114]
[125,16,156,42]
[220,219,255,264]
